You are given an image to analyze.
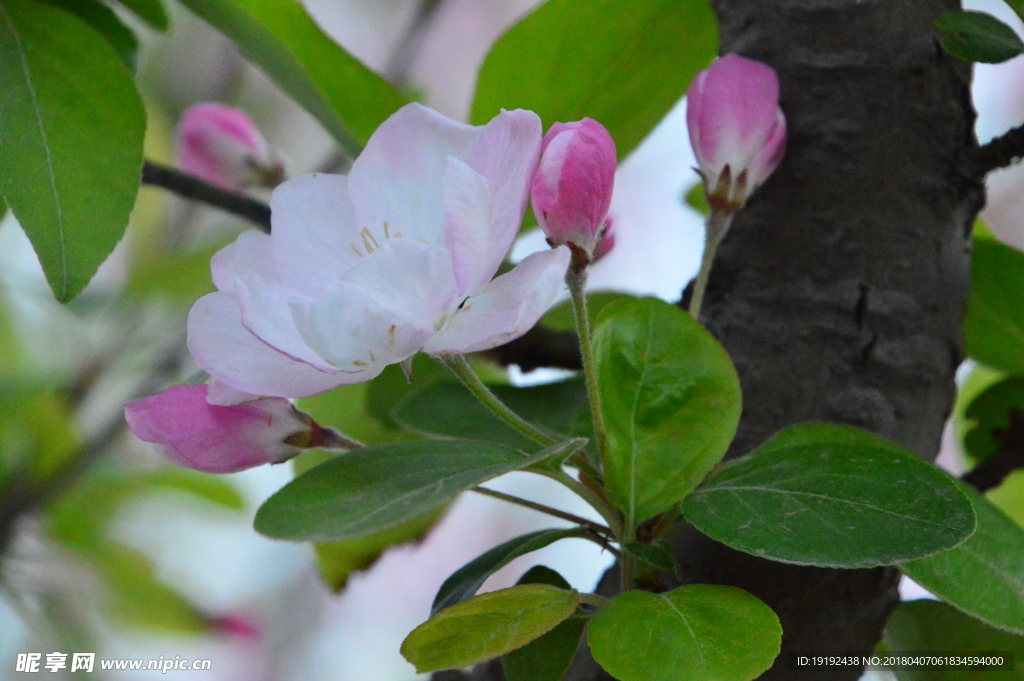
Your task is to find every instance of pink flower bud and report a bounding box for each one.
[176,103,284,193]
[124,384,353,474]
[592,217,615,263]
[686,54,786,213]
[209,614,261,641]
[531,118,616,259]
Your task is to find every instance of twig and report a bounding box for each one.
[969,122,1024,178]
[471,486,613,538]
[141,161,271,232]
[962,409,1024,493]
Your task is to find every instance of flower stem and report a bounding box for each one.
[538,468,624,540]
[688,210,733,320]
[621,550,638,593]
[471,486,611,536]
[440,354,556,447]
[565,268,608,462]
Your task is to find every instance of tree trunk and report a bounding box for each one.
[446,0,985,678]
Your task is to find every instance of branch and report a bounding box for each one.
[969,122,1024,178]
[141,160,271,232]
[962,409,1024,493]
[486,324,582,372]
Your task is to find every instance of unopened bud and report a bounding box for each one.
[531,118,616,262]
[124,384,357,474]
[686,54,786,213]
[176,103,284,193]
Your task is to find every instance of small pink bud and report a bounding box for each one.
[124,384,355,474]
[686,54,786,213]
[210,614,261,641]
[176,103,285,193]
[592,217,616,263]
[531,118,616,260]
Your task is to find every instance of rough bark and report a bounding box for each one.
[438,0,984,679]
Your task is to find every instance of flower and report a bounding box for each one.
[686,54,786,213]
[124,384,353,473]
[176,103,284,192]
[187,103,571,403]
[531,118,616,259]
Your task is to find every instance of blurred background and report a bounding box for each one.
[0,0,1023,679]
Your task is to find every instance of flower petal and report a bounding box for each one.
[270,172,360,297]
[206,378,262,406]
[188,292,369,400]
[442,156,493,298]
[424,246,570,355]
[211,230,277,294]
[296,239,455,371]
[463,108,543,286]
[348,103,481,246]
[235,271,336,372]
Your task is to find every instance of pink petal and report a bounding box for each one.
[188,292,367,400]
[424,246,570,355]
[125,384,303,473]
[347,103,481,247]
[269,173,361,298]
[176,103,280,192]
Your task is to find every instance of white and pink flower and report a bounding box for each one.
[176,103,285,192]
[531,118,616,260]
[686,54,786,212]
[124,384,351,474]
[187,103,571,402]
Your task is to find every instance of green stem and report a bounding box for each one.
[688,210,733,320]
[566,268,608,462]
[471,486,611,536]
[539,468,624,540]
[578,593,608,608]
[621,550,638,593]
[441,355,556,447]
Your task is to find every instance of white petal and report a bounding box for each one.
[210,230,277,294]
[347,103,481,246]
[294,281,434,372]
[188,292,373,399]
[424,246,570,355]
[442,157,493,298]
[235,271,336,372]
[464,109,543,283]
[270,172,360,297]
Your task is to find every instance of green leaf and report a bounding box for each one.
[624,540,679,576]
[0,0,146,302]
[37,0,138,69]
[966,240,1024,372]
[594,297,741,527]
[471,0,717,159]
[883,600,1022,681]
[401,584,579,674]
[364,355,448,429]
[432,528,588,616]
[900,483,1024,634]
[936,10,1024,64]
[503,566,588,681]
[684,182,710,217]
[254,438,586,542]
[393,378,591,454]
[587,585,781,681]
[682,423,977,568]
[962,376,1024,465]
[314,507,446,592]
[112,0,168,31]
[178,0,406,154]
[102,544,209,634]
